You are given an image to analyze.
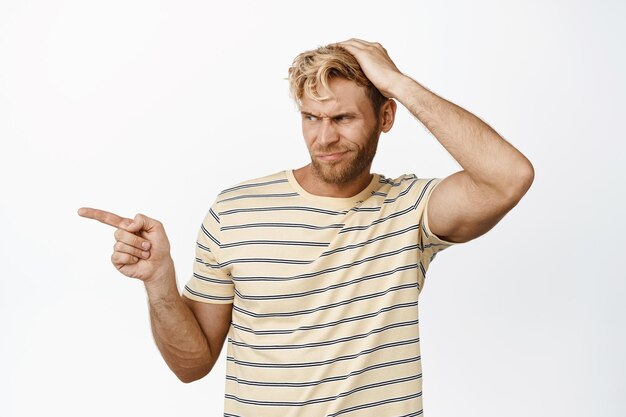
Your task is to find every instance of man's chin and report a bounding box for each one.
[311,161,360,185]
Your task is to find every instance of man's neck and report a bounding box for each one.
[292,164,373,198]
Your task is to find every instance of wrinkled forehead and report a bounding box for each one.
[299,78,373,116]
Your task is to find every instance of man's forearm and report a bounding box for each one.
[391,75,534,195]
[144,264,213,383]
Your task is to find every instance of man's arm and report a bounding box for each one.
[144,266,231,383]
[77,208,231,382]
[338,39,535,244]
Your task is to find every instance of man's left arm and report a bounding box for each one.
[339,39,535,244]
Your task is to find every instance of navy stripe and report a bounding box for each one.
[200,223,220,246]
[225,356,420,387]
[230,304,418,338]
[220,192,299,203]
[200,257,312,267]
[329,391,423,417]
[197,242,212,252]
[379,174,417,187]
[226,336,420,368]
[339,205,418,234]
[194,257,222,269]
[417,179,439,240]
[221,239,329,249]
[391,412,424,417]
[206,247,424,268]
[218,178,289,195]
[184,285,233,302]
[350,206,382,213]
[232,244,419,283]
[411,178,438,213]
[224,373,421,407]
[229,317,419,342]
[209,207,219,223]
[321,225,419,257]
[418,261,426,278]
[234,263,418,302]
[232,282,419,319]
[222,222,344,232]
[383,178,419,204]
[192,272,231,285]
[220,206,346,216]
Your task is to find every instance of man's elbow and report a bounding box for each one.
[174,362,213,383]
[505,162,535,203]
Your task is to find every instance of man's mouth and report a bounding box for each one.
[316,151,348,161]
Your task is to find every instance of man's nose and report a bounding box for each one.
[318,118,339,145]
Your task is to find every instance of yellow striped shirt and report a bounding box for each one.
[184,169,457,416]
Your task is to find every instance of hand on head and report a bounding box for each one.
[77,207,173,284]
[333,38,404,99]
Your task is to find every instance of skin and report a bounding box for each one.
[78,38,534,383]
[76,208,230,383]
[334,39,535,243]
[293,76,396,198]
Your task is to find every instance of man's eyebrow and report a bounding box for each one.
[300,110,357,118]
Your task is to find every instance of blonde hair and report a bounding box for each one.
[287,44,388,115]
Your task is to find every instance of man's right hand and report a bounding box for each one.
[78,207,174,285]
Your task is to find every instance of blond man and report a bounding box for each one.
[80,39,534,416]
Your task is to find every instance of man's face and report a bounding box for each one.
[299,78,381,185]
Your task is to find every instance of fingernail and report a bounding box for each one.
[141,251,150,258]
[141,242,150,250]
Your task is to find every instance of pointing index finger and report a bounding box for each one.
[77,207,131,229]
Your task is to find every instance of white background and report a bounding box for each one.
[1,1,624,416]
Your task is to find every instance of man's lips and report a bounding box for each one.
[316,151,349,161]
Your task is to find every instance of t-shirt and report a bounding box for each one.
[183,169,458,417]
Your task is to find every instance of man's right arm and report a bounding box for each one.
[144,267,233,383]
[77,207,232,383]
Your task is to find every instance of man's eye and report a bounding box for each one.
[305,115,318,121]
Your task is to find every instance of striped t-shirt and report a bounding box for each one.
[183,169,457,417]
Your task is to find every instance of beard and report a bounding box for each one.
[310,124,380,185]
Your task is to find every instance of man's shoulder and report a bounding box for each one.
[378,172,418,186]
[376,173,442,205]
[215,170,290,202]
[378,172,430,194]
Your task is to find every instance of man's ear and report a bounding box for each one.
[380,99,397,133]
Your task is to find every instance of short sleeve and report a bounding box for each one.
[183,202,234,304]
[418,178,458,270]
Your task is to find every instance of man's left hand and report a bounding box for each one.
[335,38,406,98]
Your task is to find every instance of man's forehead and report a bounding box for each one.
[299,100,359,116]
[300,90,371,116]
[301,78,370,108]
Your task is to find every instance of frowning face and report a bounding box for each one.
[299,77,382,185]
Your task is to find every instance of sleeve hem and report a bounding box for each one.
[183,286,234,305]
[422,178,459,247]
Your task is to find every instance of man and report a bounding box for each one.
[79,39,534,416]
